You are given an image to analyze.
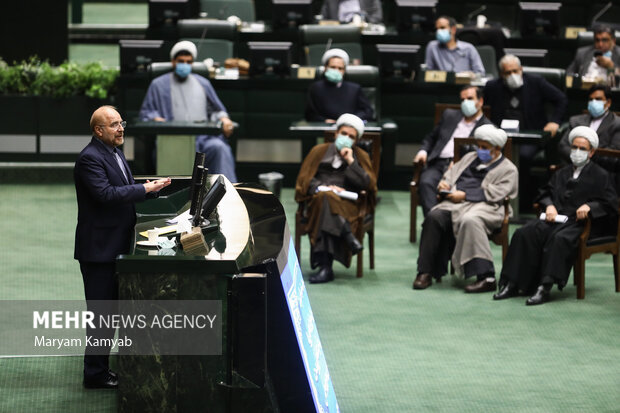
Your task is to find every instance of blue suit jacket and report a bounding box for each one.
[483,73,567,130]
[74,137,149,263]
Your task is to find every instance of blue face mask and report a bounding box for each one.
[175,62,192,78]
[334,134,354,151]
[603,51,612,58]
[325,68,343,84]
[477,148,492,163]
[436,29,451,44]
[588,99,606,118]
[461,99,478,117]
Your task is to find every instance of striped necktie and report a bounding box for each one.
[113,148,129,184]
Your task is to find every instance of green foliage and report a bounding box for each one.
[0,57,118,98]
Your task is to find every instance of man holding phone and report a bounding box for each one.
[567,24,620,80]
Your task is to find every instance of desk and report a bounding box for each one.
[126,121,233,175]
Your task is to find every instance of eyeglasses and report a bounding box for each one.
[98,121,127,130]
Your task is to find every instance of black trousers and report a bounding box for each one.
[418,158,451,217]
[499,219,583,292]
[417,209,494,279]
[80,261,118,381]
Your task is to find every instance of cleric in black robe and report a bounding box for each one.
[495,126,618,305]
[305,48,374,123]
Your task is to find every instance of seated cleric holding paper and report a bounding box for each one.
[139,40,237,182]
[494,126,617,305]
[295,114,377,284]
[305,48,374,123]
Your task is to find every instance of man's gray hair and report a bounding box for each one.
[498,54,521,71]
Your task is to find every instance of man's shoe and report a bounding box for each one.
[309,267,334,284]
[83,373,118,389]
[413,273,432,290]
[493,283,518,300]
[526,285,551,306]
[108,370,118,379]
[465,278,497,293]
[345,232,363,255]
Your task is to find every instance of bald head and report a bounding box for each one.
[90,105,125,147]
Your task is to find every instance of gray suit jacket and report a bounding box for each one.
[567,45,620,77]
[321,0,383,23]
[558,111,620,162]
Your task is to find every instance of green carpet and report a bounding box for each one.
[0,185,619,412]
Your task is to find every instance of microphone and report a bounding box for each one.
[466,5,487,25]
[591,2,612,27]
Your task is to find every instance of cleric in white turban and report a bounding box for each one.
[568,125,599,149]
[412,120,519,294]
[335,113,364,138]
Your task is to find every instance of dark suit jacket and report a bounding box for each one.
[321,0,383,23]
[566,45,620,77]
[558,112,620,162]
[74,137,150,263]
[305,79,375,122]
[420,108,492,161]
[483,73,567,130]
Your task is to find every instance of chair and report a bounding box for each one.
[299,24,362,66]
[475,45,498,78]
[177,19,236,63]
[573,147,620,299]
[294,130,381,278]
[522,66,566,91]
[200,0,255,22]
[409,103,491,243]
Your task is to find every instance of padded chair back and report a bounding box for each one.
[300,24,362,65]
[316,65,380,119]
[200,0,255,22]
[183,38,234,63]
[522,66,566,91]
[177,19,237,39]
[475,45,498,78]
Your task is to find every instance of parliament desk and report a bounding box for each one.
[116,176,338,413]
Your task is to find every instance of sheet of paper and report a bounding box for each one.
[316,185,359,201]
[539,213,569,223]
[167,209,190,224]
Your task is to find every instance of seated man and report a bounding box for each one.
[413,125,518,293]
[557,85,620,184]
[567,24,620,81]
[295,114,377,284]
[484,54,567,208]
[305,48,374,123]
[139,40,237,182]
[424,16,485,75]
[414,85,492,216]
[320,0,383,24]
[495,126,617,305]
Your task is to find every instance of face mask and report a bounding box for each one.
[334,134,354,151]
[477,148,492,163]
[603,51,612,58]
[570,148,589,167]
[175,62,192,78]
[505,73,523,90]
[588,99,606,118]
[461,99,478,117]
[325,68,343,84]
[436,29,451,44]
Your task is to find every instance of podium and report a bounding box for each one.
[116,176,339,413]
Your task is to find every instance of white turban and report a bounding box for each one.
[336,113,364,138]
[321,48,350,66]
[474,124,508,148]
[568,126,599,149]
[170,41,197,60]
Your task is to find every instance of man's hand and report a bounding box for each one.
[576,204,591,221]
[153,117,165,122]
[340,147,354,165]
[596,55,614,69]
[220,117,234,138]
[144,177,172,193]
[446,190,466,203]
[543,122,560,137]
[545,205,558,222]
[414,151,427,165]
[437,180,450,192]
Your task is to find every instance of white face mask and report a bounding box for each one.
[570,148,589,167]
[505,73,523,90]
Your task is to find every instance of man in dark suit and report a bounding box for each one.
[567,24,620,80]
[414,85,492,216]
[74,105,171,389]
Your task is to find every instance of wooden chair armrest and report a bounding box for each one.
[411,160,423,186]
[357,190,368,218]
